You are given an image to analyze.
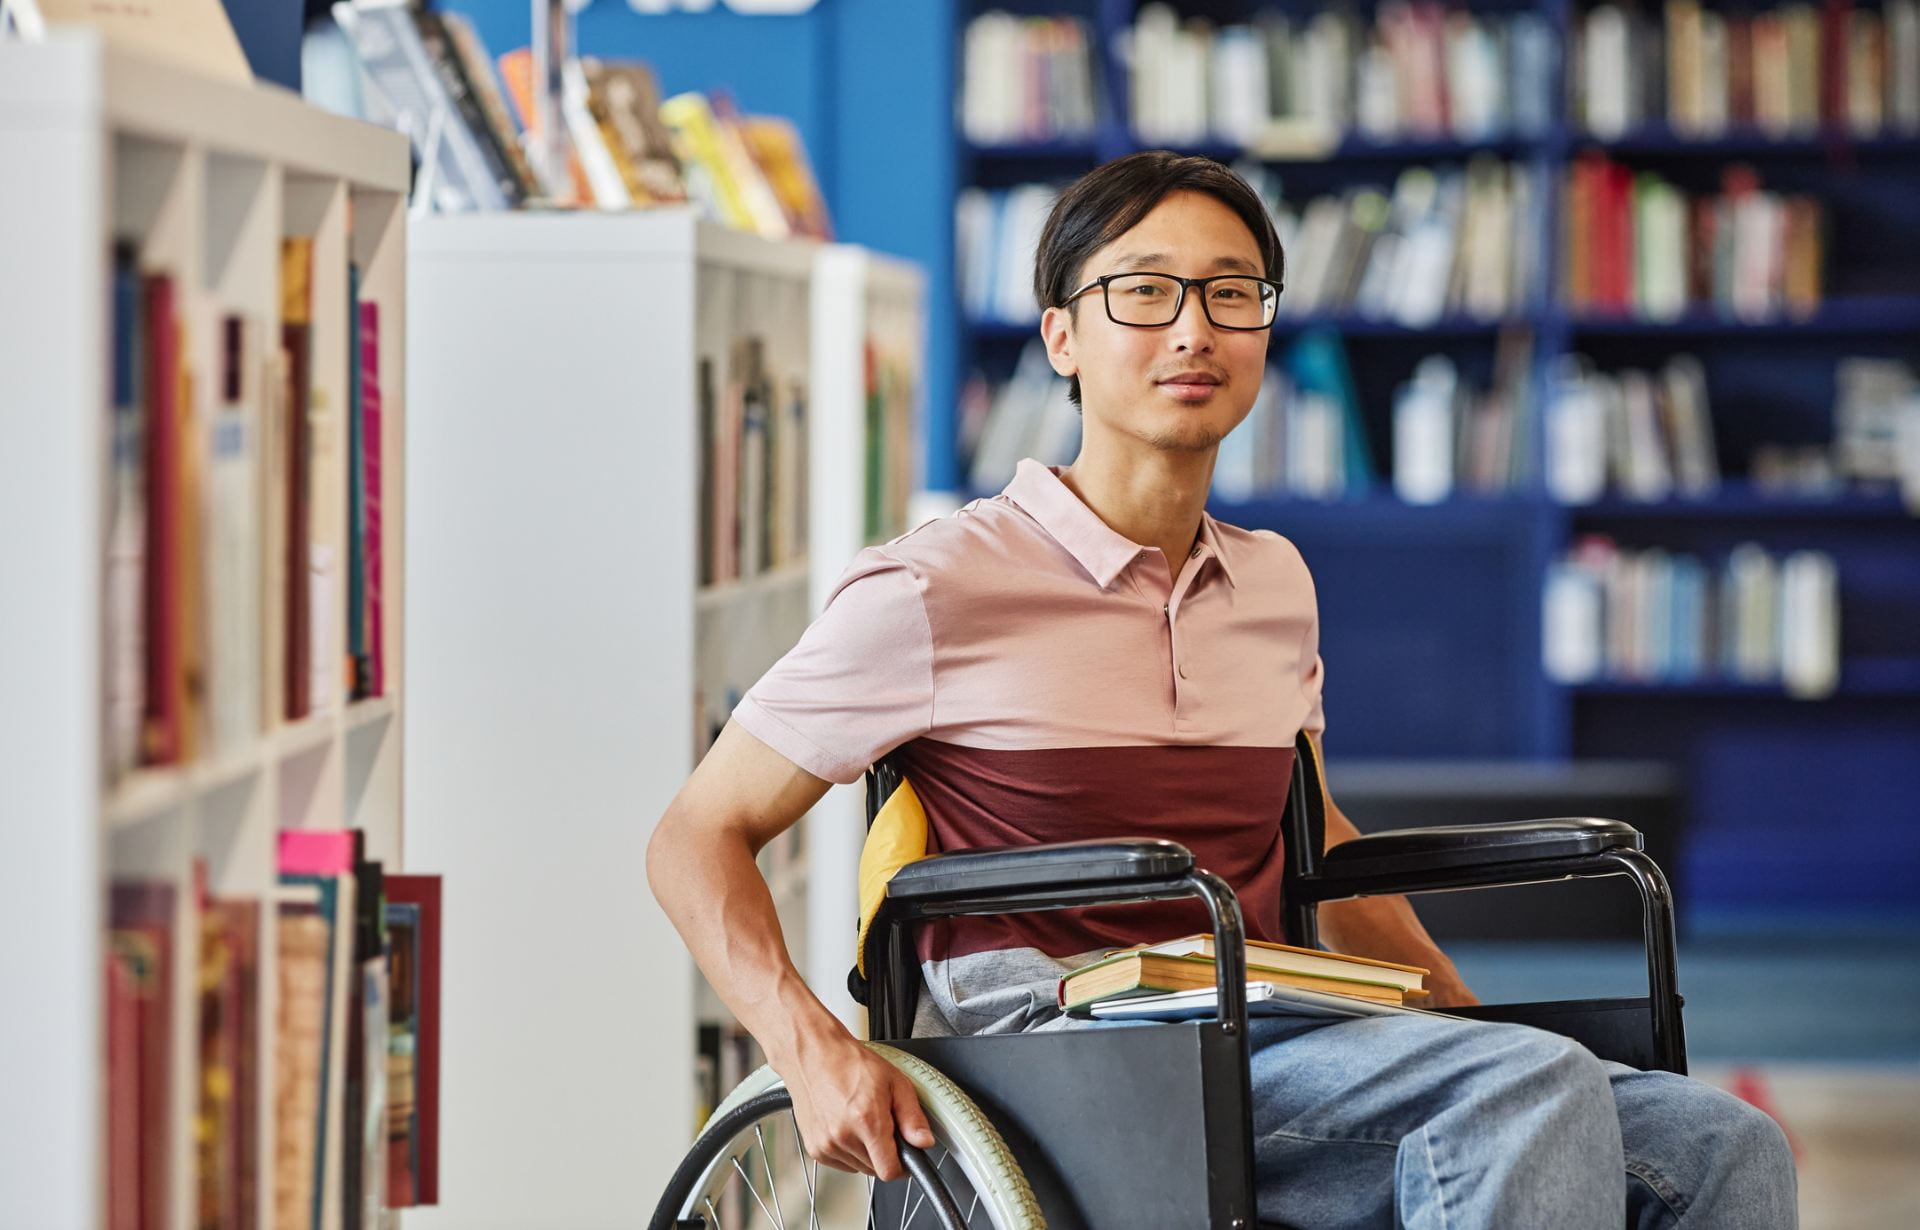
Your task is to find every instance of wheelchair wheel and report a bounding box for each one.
[649,1042,1044,1229]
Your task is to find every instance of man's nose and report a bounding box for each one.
[1168,286,1217,351]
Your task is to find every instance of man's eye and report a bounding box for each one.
[1212,286,1247,300]
[1127,283,1166,296]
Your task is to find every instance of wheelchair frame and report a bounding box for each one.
[848,741,1689,1229]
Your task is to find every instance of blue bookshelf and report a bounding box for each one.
[950,0,1920,919]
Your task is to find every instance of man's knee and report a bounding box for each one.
[1713,1090,1796,1190]
[1506,1027,1614,1105]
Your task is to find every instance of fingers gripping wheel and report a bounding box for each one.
[650,1043,1045,1230]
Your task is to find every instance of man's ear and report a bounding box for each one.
[1041,304,1077,381]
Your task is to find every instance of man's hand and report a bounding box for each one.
[776,1029,937,1181]
[1424,970,1481,1009]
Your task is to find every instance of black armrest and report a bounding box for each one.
[886,838,1194,903]
[1318,817,1641,881]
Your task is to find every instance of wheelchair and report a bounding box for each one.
[650,732,1686,1229]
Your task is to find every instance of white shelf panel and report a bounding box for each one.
[694,559,813,614]
[0,32,409,192]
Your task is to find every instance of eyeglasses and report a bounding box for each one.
[1063,272,1283,330]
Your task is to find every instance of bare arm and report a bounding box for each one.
[1316,792,1480,1008]
[645,719,934,1177]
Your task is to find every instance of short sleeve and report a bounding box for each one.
[1291,539,1326,738]
[730,547,935,785]
[1299,614,1326,738]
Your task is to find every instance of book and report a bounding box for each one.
[359,298,385,698]
[1082,980,1466,1023]
[384,875,442,1206]
[1059,933,1428,1013]
[382,902,422,1208]
[109,880,176,1230]
[281,238,313,721]
[275,885,331,1230]
[196,884,260,1230]
[106,243,146,781]
[140,271,184,766]
[279,832,360,1230]
[206,313,262,760]
[346,265,367,703]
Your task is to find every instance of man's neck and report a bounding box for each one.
[1057,437,1217,585]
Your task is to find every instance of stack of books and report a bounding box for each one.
[1059,934,1431,1020]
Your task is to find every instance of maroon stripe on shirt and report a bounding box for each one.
[894,738,1297,962]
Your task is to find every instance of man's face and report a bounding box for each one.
[1042,190,1271,457]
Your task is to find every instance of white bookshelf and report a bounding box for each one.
[0,32,411,1230]
[403,212,925,1226]
[806,245,928,1035]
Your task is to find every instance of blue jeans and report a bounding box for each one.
[1086,1012,1797,1228]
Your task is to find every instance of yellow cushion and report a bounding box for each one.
[854,776,929,976]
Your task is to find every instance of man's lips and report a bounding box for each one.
[1157,371,1224,398]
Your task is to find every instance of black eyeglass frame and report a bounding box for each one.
[1062,272,1285,331]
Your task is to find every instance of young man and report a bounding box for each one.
[647,152,1797,1227]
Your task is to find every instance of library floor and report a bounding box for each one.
[1450,932,1920,1230]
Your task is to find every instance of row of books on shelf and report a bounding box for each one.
[1122,2,1555,150]
[865,341,920,546]
[960,12,1101,146]
[968,337,1918,511]
[958,159,1538,330]
[1276,159,1537,325]
[1564,157,1822,321]
[105,239,386,785]
[698,335,808,587]
[316,1,829,238]
[1543,538,1841,695]
[1385,334,1538,504]
[1547,354,1920,508]
[1576,0,1920,141]
[107,836,440,1230]
[963,329,1536,501]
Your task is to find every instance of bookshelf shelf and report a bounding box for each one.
[1572,484,1916,522]
[694,558,813,613]
[1568,663,1920,700]
[965,138,1102,160]
[0,31,410,1229]
[1578,128,1920,159]
[1562,298,1920,337]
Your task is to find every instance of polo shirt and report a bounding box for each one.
[732,457,1327,1035]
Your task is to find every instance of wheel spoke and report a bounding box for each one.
[789,1111,821,1230]
[732,1153,782,1227]
[756,1123,787,1229]
[965,1192,979,1226]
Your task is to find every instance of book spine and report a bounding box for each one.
[361,300,384,698]
[141,273,183,766]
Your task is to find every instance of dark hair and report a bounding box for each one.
[1033,151,1284,406]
